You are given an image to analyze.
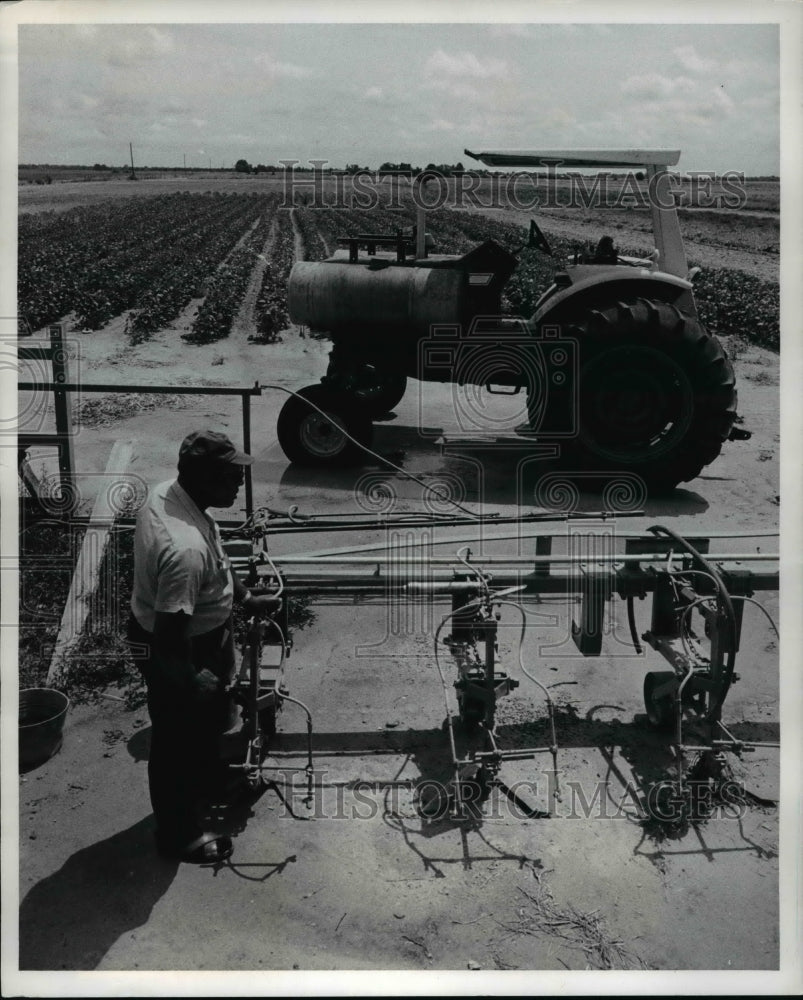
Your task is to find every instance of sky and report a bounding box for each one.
[15,19,781,175]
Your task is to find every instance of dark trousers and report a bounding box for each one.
[127,614,234,850]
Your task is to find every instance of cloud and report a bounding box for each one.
[721,55,778,89]
[421,48,512,101]
[423,49,507,81]
[711,86,735,114]
[274,61,316,79]
[616,70,740,137]
[426,118,456,132]
[147,27,173,55]
[16,23,779,175]
[742,90,779,111]
[621,73,696,100]
[674,44,718,75]
[540,107,576,129]
[253,54,316,79]
[105,26,175,67]
[226,133,260,145]
[160,98,191,115]
[99,92,147,117]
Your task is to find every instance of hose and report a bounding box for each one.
[626,596,642,654]
[648,525,737,721]
[262,615,288,665]
[730,595,779,638]
[258,548,285,600]
[492,600,559,746]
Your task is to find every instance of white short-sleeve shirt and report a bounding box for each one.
[130,479,233,636]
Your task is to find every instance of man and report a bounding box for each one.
[591,235,619,264]
[128,430,278,864]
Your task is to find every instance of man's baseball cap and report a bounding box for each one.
[178,429,254,466]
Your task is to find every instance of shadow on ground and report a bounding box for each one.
[19,816,177,970]
[275,423,710,516]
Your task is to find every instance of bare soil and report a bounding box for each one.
[14,188,786,987]
[469,204,779,283]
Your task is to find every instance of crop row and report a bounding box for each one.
[125,195,279,342]
[19,195,779,352]
[251,209,296,343]
[19,193,277,337]
[294,208,329,261]
[20,194,203,331]
[691,267,779,351]
[183,211,276,345]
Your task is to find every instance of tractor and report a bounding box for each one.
[277,148,743,491]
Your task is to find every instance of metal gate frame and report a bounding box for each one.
[18,324,262,520]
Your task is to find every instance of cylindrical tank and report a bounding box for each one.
[288,258,466,337]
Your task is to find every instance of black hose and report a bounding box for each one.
[626,596,642,655]
[647,524,737,720]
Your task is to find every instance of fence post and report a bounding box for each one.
[49,324,75,489]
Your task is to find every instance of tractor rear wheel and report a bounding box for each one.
[538,299,737,491]
[277,384,373,466]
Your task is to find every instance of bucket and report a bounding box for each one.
[19,688,70,769]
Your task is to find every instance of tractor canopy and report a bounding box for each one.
[464,148,681,169]
[464,146,689,279]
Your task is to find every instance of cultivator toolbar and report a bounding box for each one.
[222,509,779,824]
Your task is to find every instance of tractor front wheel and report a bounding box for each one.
[277,384,373,466]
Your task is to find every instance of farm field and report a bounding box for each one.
[15,175,783,977]
[18,176,780,348]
